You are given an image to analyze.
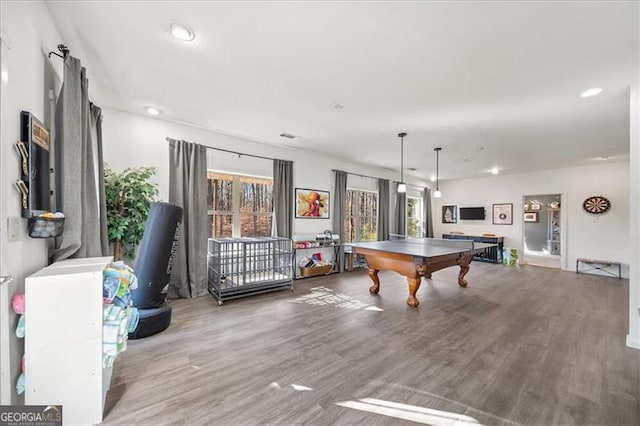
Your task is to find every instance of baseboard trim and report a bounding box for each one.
[626,334,640,350]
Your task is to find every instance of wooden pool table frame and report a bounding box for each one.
[352,246,475,308]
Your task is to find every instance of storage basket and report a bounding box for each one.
[28,216,64,238]
[298,264,333,278]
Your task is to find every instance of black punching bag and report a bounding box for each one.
[131,202,183,309]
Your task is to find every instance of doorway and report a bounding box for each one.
[522,194,562,269]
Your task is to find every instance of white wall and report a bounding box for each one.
[0,1,64,404]
[101,108,421,236]
[433,161,630,278]
[628,11,640,349]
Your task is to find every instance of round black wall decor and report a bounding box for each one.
[583,196,611,214]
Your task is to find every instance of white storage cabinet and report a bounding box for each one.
[25,257,112,425]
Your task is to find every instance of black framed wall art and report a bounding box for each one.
[442,205,457,224]
[492,203,513,225]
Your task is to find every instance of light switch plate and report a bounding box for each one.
[7,216,22,242]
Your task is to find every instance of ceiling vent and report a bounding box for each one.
[279,133,298,140]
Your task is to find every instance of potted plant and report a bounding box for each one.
[105,165,158,260]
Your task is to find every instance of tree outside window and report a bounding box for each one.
[407,196,423,238]
[208,173,233,237]
[345,189,378,242]
[208,172,273,238]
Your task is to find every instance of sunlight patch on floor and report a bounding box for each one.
[289,286,382,311]
[291,384,313,391]
[372,381,520,425]
[523,249,561,268]
[336,398,482,425]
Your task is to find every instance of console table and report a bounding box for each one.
[576,258,621,279]
[442,234,504,263]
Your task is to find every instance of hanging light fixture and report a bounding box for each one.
[433,147,442,198]
[397,132,407,193]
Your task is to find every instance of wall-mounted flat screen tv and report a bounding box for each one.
[459,207,485,220]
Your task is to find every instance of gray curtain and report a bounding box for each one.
[55,56,108,260]
[333,170,348,272]
[272,159,293,238]
[394,183,406,236]
[168,139,208,298]
[423,187,434,237]
[377,179,390,240]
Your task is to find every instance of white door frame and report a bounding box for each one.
[521,193,565,270]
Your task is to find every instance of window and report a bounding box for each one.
[344,189,378,242]
[207,172,273,238]
[208,173,234,237]
[407,196,423,238]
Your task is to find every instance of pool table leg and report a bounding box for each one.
[457,254,473,287]
[407,277,421,307]
[368,268,380,294]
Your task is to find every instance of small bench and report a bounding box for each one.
[576,258,621,279]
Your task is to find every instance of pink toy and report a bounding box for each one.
[12,293,25,314]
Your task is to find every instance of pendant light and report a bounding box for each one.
[433,147,442,198]
[397,132,407,193]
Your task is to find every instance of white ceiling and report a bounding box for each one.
[45,1,638,182]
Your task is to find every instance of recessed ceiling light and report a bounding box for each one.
[489,167,499,174]
[279,133,298,140]
[597,156,610,160]
[430,175,436,182]
[331,103,344,110]
[170,23,195,41]
[580,88,603,98]
[146,106,162,116]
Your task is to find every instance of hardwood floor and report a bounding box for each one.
[523,250,562,269]
[103,263,640,425]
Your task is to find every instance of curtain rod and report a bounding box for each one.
[392,180,428,190]
[166,137,280,162]
[333,169,427,190]
[332,169,384,181]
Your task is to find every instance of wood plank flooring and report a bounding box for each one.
[103,263,640,425]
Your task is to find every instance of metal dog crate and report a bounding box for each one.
[207,237,293,305]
